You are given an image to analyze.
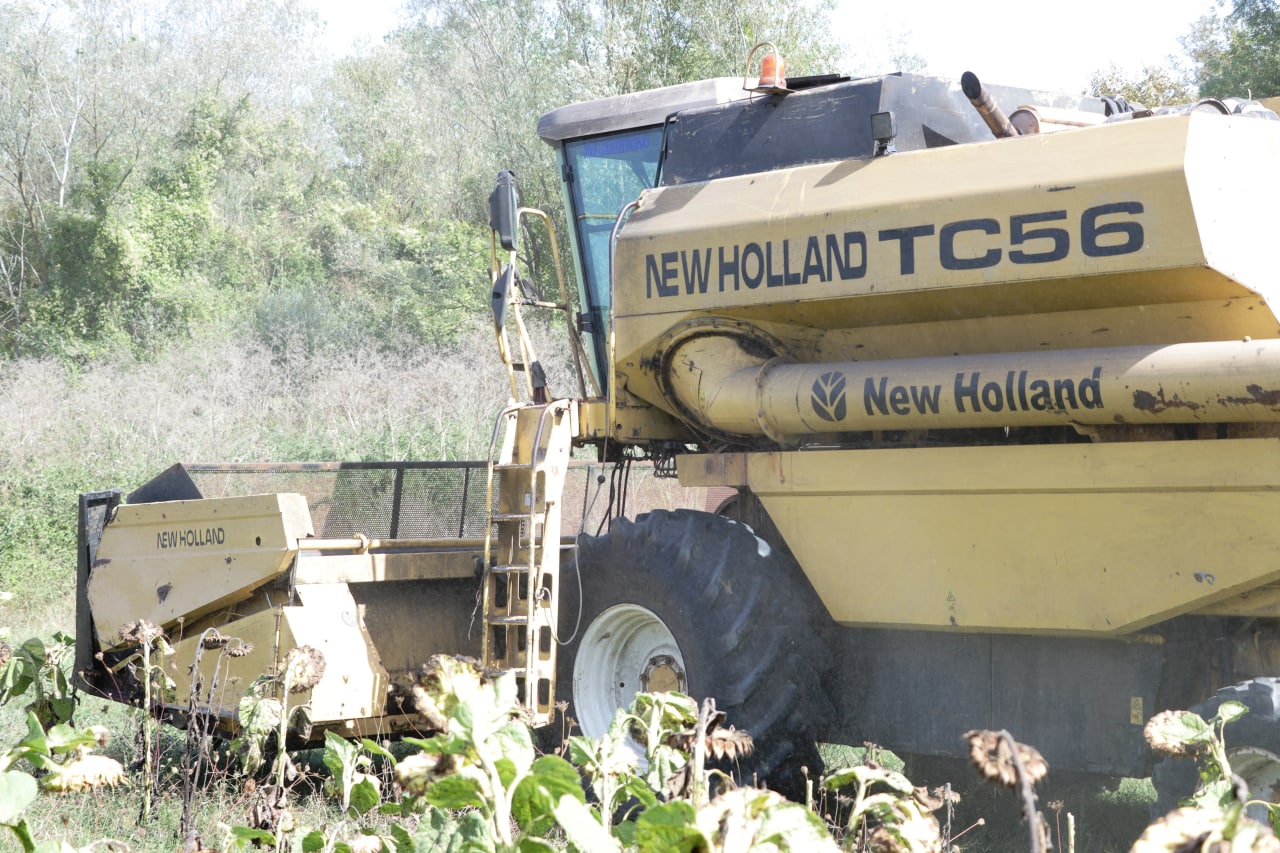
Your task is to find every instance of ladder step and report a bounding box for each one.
[488,564,533,574]
[487,615,533,625]
[490,512,537,522]
[492,462,536,472]
[485,667,527,678]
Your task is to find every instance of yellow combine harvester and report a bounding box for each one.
[76,57,1280,806]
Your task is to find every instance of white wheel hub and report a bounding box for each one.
[573,603,688,737]
[1231,746,1280,822]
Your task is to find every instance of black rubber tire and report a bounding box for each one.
[1151,677,1280,817]
[555,509,835,800]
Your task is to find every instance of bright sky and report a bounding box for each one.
[838,0,1223,93]
[308,0,1224,95]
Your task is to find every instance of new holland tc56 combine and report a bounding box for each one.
[76,54,1280,807]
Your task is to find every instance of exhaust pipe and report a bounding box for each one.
[962,71,1020,139]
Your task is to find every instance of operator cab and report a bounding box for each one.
[537,78,752,388]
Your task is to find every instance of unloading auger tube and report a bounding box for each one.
[655,331,1280,443]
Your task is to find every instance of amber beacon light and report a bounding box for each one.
[744,42,789,94]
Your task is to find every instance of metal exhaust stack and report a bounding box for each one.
[962,71,1020,138]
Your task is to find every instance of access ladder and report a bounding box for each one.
[481,401,575,724]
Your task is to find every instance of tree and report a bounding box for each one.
[0,0,330,358]
[1188,0,1280,98]
[1089,64,1195,107]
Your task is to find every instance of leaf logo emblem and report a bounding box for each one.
[811,371,847,422]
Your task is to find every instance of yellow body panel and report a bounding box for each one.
[681,438,1280,636]
[610,114,1280,439]
[167,584,391,730]
[286,583,388,724]
[89,493,312,648]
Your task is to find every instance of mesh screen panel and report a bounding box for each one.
[186,461,711,539]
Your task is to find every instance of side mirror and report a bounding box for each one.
[489,170,520,252]
[492,263,515,330]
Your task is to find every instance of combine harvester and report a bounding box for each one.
[77,48,1280,807]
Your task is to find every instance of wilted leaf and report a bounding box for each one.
[863,796,943,853]
[635,800,704,853]
[349,775,381,817]
[412,807,493,853]
[232,826,279,845]
[912,785,958,812]
[239,695,282,737]
[301,828,327,852]
[752,790,843,851]
[825,763,915,795]
[555,794,623,852]
[246,784,291,833]
[423,770,487,811]
[395,751,461,798]
[1218,700,1250,726]
[346,830,383,853]
[0,770,38,824]
[360,738,397,764]
[512,754,586,834]
[645,743,689,796]
[696,788,840,852]
[43,724,97,754]
[412,655,487,731]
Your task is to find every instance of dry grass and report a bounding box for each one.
[0,321,517,475]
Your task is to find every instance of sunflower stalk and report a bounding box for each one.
[998,729,1047,853]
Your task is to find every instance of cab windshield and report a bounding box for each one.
[563,127,664,387]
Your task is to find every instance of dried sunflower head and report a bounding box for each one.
[0,641,11,669]
[1143,709,1210,757]
[705,726,754,761]
[1133,806,1280,852]
[964,729,1048,788]
[227,641,254,658]
[282,645,325,693]
[411,655,486,729]
[118,620,164,646]
[248,784,293,832]
[43,753,128,794]
[913,785,960,812]
[200,629,230,649]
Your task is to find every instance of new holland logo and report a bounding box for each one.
[811,371,847,422]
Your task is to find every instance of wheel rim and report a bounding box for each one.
[1232,746,1280,822]
[573,603,688,737]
